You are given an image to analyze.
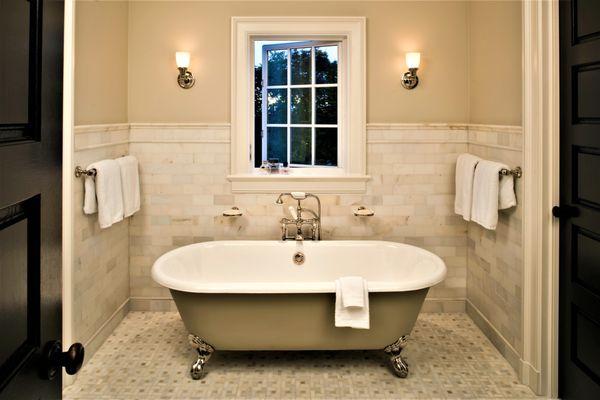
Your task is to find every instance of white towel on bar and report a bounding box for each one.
[471,160,517,230]
[116,155,141,218]
[454,153,481,221]
[83,173,97,215]
[335,276,369,329]
[83,159,124,229]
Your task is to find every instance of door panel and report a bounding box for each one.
[573,63,600,123]
[0,197,41,391]
[574,148,600,208]
[572,307,600,384]
[572,227,600,294]
[0,0,64,398]
[0,0,41,143]
[573,0,600,43]
[560,0,600,398]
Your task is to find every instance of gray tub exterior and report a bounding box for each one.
[171,288,428,350]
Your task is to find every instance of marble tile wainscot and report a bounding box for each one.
[466,124,524,377]
[72,124,131,363]
[126,123,470,314]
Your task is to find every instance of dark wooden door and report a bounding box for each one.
[558,0,600,398]
[0,0,67,398]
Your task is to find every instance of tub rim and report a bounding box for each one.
[151,240,447,294]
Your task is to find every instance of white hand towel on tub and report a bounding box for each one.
[471,160,517,230]
[116,155,141,217]
[82,159,124,229]
[454,153,481,221]
[335,276,369,329]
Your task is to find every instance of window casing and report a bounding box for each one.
[230,17,368,193]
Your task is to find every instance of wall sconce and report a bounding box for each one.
[401,52,420,90]
[176,51,195,89]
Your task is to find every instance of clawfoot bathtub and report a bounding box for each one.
[151,240,446,379]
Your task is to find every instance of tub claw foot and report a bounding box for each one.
[384,336,409,378]
[188,334,214,380]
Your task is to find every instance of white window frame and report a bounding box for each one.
[229,16,368,193]
[261,40,340,168]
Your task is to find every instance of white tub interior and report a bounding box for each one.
[152,240,447,294]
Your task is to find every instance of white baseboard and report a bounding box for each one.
[84,299,130,363]
[466,299,541,394]
[127,296,465,314]
[129,296,177,311]
[421,298,466,313]
[64,299,130,389]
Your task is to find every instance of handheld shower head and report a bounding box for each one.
[275,193,288,205]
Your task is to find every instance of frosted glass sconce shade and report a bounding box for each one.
[175,51,194,89]
[402,52,420,90]
[176,52,191,68]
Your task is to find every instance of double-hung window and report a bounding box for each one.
[259,41,340,168]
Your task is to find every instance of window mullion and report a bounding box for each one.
[287,48,291,166]
[311,45,316,166]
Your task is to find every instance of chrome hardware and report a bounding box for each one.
[293,251,305,265]
[499,166,522,178]
[74,166,97,178]
[222,206,243,217]
[353,206,375,217]
[177,67,195,89]
[275,192,321,241]
[188,334,214,380]
[384,336,409,378]
[42,341,85,380]
[401,68,419,90]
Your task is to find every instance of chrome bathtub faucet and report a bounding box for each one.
[275,192,321,241]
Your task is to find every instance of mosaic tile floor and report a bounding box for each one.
[63,312,537,400]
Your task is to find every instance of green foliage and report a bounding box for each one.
[267,50,287,85]
[315,48,338,84]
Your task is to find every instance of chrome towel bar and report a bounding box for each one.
[499,166,522,178]
[74,166,97,178]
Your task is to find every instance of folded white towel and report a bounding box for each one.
[454,153,481,221]
[83,159,124,229]
[335,277,369,329]
[338,276,365,307]
[471,160,517,230]
[116,155,141,218]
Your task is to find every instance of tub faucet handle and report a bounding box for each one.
[291,192,306,200]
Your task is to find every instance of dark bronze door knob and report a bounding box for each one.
[42,341,85,379]
[552,205,580,219]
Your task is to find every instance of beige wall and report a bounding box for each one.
[468,0,522,125]
[127,1,469,123]
[75,1,129,125]
[72,1,131,364]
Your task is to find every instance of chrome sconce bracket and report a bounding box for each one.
[401,68,419,90]
[177,67,195,89]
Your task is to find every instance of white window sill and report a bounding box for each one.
[227,172,370,194]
